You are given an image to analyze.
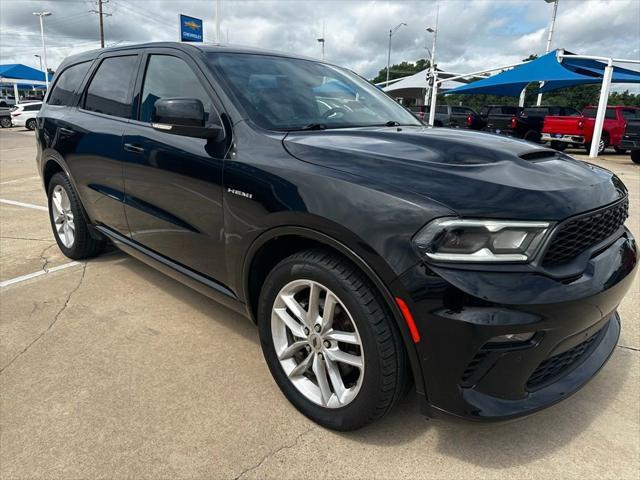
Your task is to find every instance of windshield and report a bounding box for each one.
[206,53,421,131]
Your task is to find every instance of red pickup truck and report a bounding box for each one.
[541,105,640,154]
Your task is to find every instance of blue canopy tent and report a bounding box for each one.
[445,50,640,96]
[442,49,640,158]
[0,64,53,101]
[0,63,53,83]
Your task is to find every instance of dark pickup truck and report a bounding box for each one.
[468,105,581,143]
[468,105,521,134]
[0,107,11,128]
[618,109,640,164]
[407,104,478,127]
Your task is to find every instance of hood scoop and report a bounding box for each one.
[519,150,559,162]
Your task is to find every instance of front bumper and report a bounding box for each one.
[392,230,637,421]
[541,133,585,144]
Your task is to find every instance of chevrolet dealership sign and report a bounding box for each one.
[180,14,203,42]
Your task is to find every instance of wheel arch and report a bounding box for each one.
[242,225,426,395]
[41,153,103,241]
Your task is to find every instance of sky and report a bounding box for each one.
[1,0,639,91]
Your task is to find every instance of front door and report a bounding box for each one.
[122,51,227,282]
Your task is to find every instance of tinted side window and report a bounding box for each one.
[435,106,448,114]
[622,109,640,120]
[605,108,617,119]
[47,61,91,106]
[23,104,42,111]
[562,107,581,116]
[140,55,212,123]
[501,106,518,115]
[84,56,137,118]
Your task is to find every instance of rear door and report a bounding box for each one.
[63,53,140,235]
[121,48,227,281]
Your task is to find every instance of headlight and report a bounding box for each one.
[413,218,552,263]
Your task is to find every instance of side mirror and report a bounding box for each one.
[152,98,223,140]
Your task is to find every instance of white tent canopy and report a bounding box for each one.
[383,69,467,101]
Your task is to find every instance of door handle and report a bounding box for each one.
[59,127,75,136]
[124,143,145,155]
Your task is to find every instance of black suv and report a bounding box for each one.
[36,43,636,431]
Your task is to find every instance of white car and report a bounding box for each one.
[10,102,42,130]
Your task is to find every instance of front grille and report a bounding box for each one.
[542,198,628,266]
[526,327,604,390]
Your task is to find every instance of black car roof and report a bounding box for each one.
[59,41,320,68]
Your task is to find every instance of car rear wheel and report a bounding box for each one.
[25,118,36,130]
[258,249,409,431]
[631,150,640,164]
[524,130,541,143]
[0,117,11,128]
[47,172,106,259]
[585,135,607,155]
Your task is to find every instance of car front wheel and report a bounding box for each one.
[26,118,37,130]
[631,150,640,164]
[258,249,409,431]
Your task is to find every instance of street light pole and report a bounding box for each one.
[536,0,559,106]
[386,23,407,86]
[33,11,52,90]
[426,5,440,126]
[34,54,43,73]
[216,0,221,42]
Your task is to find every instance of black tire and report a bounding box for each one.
[25,118,36,130]
[549,141,567,152]
[0,117,11,128]
[631,150,640,164]
[585,134,608,155]
[613,147,628,154]
[47,172,106,259]
[524,130,541,144]
[258,248,409,431]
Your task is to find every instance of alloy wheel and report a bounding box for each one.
[271,279,364,408]
[51,185,75,248]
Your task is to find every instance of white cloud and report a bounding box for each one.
[0,0,637,93]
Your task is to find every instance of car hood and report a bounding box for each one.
[283,126,626,220]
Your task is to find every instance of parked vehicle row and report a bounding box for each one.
[408,101,639,162]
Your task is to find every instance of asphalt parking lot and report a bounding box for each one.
[0,125,638,479]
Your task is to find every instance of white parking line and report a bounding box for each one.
[0,147,35,153]
[0,261,81,288]
[0,176,39,185]
[0,198,47,212]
